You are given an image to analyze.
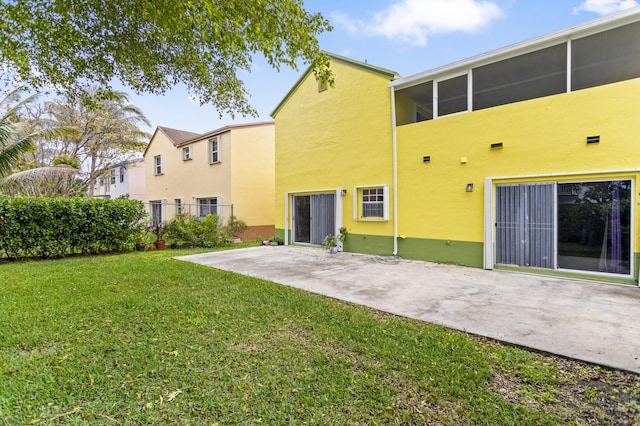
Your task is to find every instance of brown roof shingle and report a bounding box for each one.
[157,126,201,146]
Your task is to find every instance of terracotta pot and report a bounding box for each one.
[154,240,166,250]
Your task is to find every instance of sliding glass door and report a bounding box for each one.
[293,194,335,245]
[557,181,631,275]
[495,179,631,275]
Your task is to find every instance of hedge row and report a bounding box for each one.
[0,197,147,260]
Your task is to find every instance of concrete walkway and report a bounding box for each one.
[176,246,640,373]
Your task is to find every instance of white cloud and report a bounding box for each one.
[334,0,503,47]
[330,11,364,34]
[573,0,639,15]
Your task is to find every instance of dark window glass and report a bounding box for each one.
[557,180,631,275]
[473,44,567,110]
[572,21,640,91]
[438,75,467,116]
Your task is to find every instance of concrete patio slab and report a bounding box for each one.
[176,246,640,373]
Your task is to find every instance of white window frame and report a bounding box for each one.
[208,137,220,164]
[198,197,219,218]
[154,155,163,175]
[150,200,163,226]
[110,169,116,185]
[182,146,192,161]
[353,184,389,221]
[174,198,184,215]
[119,168,125,183]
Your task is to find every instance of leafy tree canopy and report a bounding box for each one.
[0,0,332,116]
[0,88,37,178]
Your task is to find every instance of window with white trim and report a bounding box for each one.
[198,197,218,218]
[174,198,184,215]
[119,168,125,183]
[150,201,162,226]
[208,137,219,164]
[362,188,384,217]
[182,146,192,160]
[110,169,116,184]
[354,185,389,221]
[154,155,163,175]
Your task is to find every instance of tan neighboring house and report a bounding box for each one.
[93,159,145,201]
[143,122,275,240]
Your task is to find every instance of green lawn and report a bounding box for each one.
[1,247,638,425]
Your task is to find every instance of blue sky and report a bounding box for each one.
[124,0,639,135]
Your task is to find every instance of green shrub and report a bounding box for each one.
[222,215,248,239]
[165,214,226,248]
[0,196,147,259]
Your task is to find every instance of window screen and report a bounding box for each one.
[572,21,640,91]
[395,81,433,126]
[438,75,467,116]
[473,44,567,110]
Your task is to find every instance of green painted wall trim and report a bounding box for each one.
[397,237,483,268]
[495,264,638,286]
[344,233,394,256]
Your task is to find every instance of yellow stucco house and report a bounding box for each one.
[143,122,275,240]
[274,8,640,284]
[272,54,397,252]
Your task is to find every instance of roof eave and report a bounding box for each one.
[391,6,640,90]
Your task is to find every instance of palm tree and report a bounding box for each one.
[43,88,150,196]
[1,87,149,197]
[0,88,38,178]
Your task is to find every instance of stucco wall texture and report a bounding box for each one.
[145,123,275,232]
[274,58,395,250]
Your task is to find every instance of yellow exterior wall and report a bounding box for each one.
[274,59,395,244]
[397,78,640,251]
[144,123,274,230]
[144,131,231,220]
[229,124,275,227]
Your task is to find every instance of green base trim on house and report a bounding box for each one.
[276,229,639,284]
[397,237,484,268]
[275,228,286,242]
[495,264,639,286]
[343,233,395,256]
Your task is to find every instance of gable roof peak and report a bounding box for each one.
[271,52,398,117]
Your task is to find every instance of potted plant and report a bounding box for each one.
[135,232,147,252]
[322,227,348,254]
[270,237,283,246]
[152,224,166,250]
[322,234,339,253]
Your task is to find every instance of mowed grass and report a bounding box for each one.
[1,247,639,425]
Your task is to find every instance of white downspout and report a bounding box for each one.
[284,192,289,245]
[391,86,399,256]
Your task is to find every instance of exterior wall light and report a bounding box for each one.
[341,189,347,196]
[423,156,431,162]
[491,142,503,149]
[466,183,474,192]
